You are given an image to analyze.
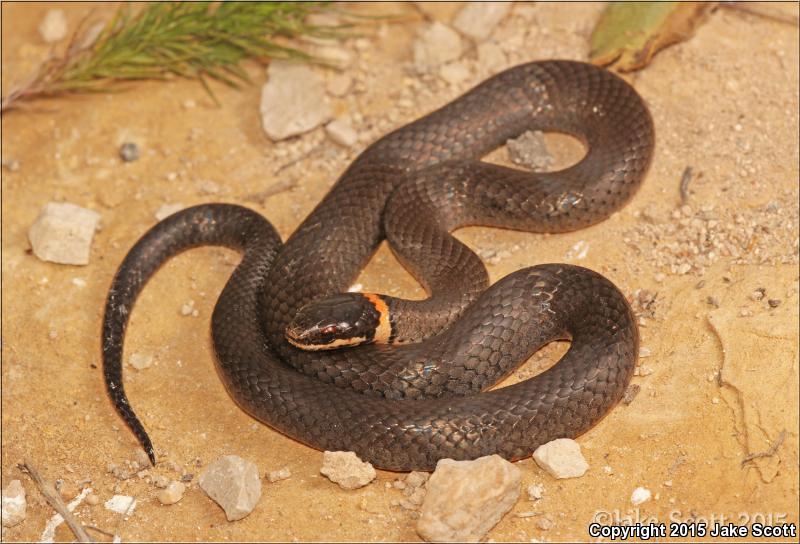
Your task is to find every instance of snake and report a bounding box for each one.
[103,60,654,471]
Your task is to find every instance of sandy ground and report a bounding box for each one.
[2,2,798,542]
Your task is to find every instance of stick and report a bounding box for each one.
[741,430,787,466]
[18,459,95,543]
[679,166,693,205]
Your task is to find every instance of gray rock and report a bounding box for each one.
[28,202,101,265]
[417,455,520,542]
[532,438,589,479]
[260,61,331,141]
[198,455,262,521]
[38,9,68,43]
[1,480,26,527]
[507,131,553,171]
[320,451,376,490]
[266,468,291,483]
[453,2,511,42]
[413,22,462,74]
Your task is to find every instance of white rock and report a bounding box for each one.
[266,468,291,483]
[320,451,376,490]
[527,483,544,501]
[327,73,353,97]
[155,202,185,221]
[413,22,463,74]
[28,202,100,265]
[453,2,511,42]
[157,481,185,505]
[417,455,520,542]
[38,9,68,43]
[631,487,652,505]
[129,352,153,370]
[104,494,137,514]
[477,40,507,73]
[439,62,470,86]
[532,438,589,479]
[198,455,262,521]
[260,61,331,141]
[2,480,26,527]
[325,119,358,147]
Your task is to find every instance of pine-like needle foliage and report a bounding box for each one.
[2,2,342,112]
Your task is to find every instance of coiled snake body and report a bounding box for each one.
[103,60,654,471]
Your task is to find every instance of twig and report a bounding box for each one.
[679,166,693,204]
[741,429,787,466]
[18,459,95,543]
[243,178,297,205]
[721,2,799,26]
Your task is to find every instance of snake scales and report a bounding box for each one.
[103,60,654,471]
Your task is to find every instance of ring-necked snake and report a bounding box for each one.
[103,60,654,471]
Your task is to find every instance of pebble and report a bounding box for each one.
[532,438,589,479]
[638,346,652,358]
[198,455,262,521]
[152,475,170,489]
[750,287,766,301]
[768,299,781,308]
[104,494,137,515]
[319,451,376,490]
[630,487,652,505]
[506,131,553,170]
[1,480,26,527]
[85,493,100,506]
[325,118,358,147]
[439,62,470,85]
[58,483,79,500]
[155,202,185,221]
[157,481,186,505]
[406,471,430,489]
[38,9,68,43]
[260,60,331,140]
[453,2,511,41]
[413,22,463,74]
[623,384,641,404]
[327,73,353,97]
[266,468,291,483]
[129,352,153,370]
[537,516,555,530]
[476,41,507,73]
[527,483,544,501]
[28,202,101,265]
[417,455,520,542]
[119,142,140,162]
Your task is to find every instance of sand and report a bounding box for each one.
[2,2,798,542]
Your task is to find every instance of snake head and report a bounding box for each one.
[285,293,389,350]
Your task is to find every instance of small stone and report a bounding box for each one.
[2,480,26,527]
[750,288,766,301]
[453,2,511,41]
[58,483,79,500]
[768,299,781,308]
[676,263,691,275]
[739,308,752,317]
[327,73,352,97]
[320,451,376,490]
[260,60,331,140]
[417,455,520,542]
[182,99,196,109]
[507,131,553,171]
[638,347,652,358]
[266,468,291,483]
[476,41,506,72]
[413,22,463,74]
[157,481,186,505]
[104,495,137,514]
[152,475,169,489]
[630,487,652,505]
[537,516,555,530]
[527,484,544,501]
[86,493,100,506]
[28,202,101,265]
[622,384,641,405]
[129,352,153,370]
[180,300,195,316]
[392,480,407,490]
[532,438,589,479]
[197,180,220,195]
[119,142,140,162]
[654,272,666,283]
[39,9,68,43]
[325,119,358,147]
[405,471,430,489]
[439,62,470,85]
[155,202,185,221]
[198,455,262,521]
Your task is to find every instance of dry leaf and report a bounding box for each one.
[590,2,715,72]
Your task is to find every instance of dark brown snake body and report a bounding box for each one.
[103,60,654,471]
